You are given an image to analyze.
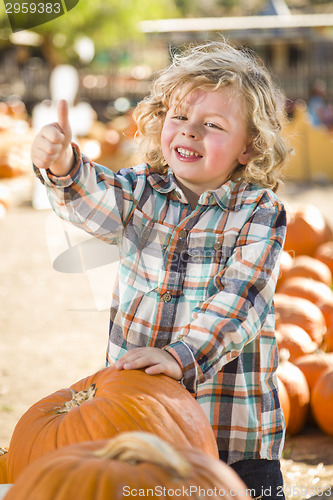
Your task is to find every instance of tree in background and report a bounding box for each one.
[0,0,178,65]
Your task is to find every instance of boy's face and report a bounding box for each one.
[161,87,251,197]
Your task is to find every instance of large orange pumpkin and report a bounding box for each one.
[294,352,333,392]
[276,352,310,435]
[0,449,8,484]
[278,277,333,308]
[311,368,333,436]
[274,293,326,345]
[5,432,251,500]
[284,204,332,257]
[7,368,218,482]
[282,256,332,287]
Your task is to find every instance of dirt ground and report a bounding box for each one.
[1,173,333,498]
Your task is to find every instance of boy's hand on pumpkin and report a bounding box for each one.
[31,99,74,177]
[115,348,183,380]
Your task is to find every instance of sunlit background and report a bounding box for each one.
[1,3,333,495]
[0,0,333,187]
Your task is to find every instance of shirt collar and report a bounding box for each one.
[146,164,251,212]
[211,179,249,211]
[146,165,178,193]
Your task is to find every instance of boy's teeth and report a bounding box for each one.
[177,147,200,157]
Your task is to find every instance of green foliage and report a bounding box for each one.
[51,0,178,49]
[0,0,178,51]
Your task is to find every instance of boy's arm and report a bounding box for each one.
[31,101,141,244]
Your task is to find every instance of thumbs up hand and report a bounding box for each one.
[31,100,75,176]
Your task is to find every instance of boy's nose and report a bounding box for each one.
[181,124,200,139]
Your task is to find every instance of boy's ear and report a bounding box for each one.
[238,141,253,165]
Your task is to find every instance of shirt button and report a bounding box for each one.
[161,291,172,302]
[213,241,222,251]
[141,229,150,240]
[179,229,188,239]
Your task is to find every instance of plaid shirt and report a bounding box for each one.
[36,143,286,464]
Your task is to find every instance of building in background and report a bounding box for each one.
[139,0,333,103]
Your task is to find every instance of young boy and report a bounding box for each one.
[32,40,289,498]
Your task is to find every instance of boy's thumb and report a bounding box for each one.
[57,99,71,134]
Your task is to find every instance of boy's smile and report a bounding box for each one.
[175,146,202,160]
[161,87,251,204]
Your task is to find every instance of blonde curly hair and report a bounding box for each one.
[133,39,290,191]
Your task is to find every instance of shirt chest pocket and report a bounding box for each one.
[121,220,172,294]
[182,231,237,301]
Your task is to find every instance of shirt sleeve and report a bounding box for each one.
[33,143,139,244]
[164,202,287,394]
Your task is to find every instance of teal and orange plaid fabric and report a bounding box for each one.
[36,143,286,464]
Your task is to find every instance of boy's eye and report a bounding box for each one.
[173,115,187,121]
[205,122,223,130]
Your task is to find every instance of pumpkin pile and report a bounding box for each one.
[0,367,251,498]
[276,202,333,437]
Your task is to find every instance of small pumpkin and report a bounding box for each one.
[274,293,326,345]
[284,204,332,257]
[276,323,317,362]
[294,352,333,392]
[0,449,8,484]
[5,432,251,500]
[7,368,218,482]
[311,368,333,436]
[277,350,310,435]
[282,256,332,287]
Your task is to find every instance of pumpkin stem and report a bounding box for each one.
[94,432,191,479]
[279,348,291,364]
[54,384,97,414]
